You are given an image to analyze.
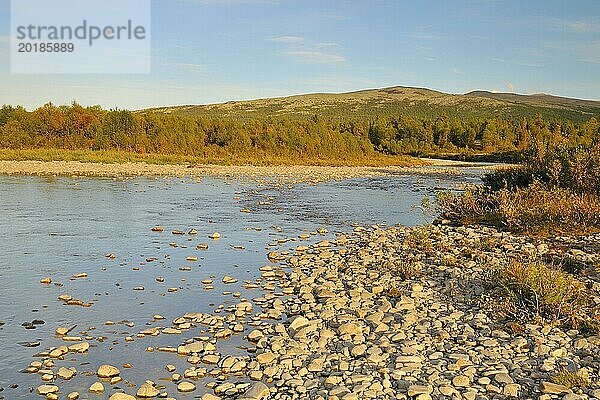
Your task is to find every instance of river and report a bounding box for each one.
[0,167,484,399]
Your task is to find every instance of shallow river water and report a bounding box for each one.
[0,167,484,399]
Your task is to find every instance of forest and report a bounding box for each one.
[0,102,599,163]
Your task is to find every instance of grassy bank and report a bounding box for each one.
[0,148,421,167]
[438,183,600,235]
[438,143,600,235]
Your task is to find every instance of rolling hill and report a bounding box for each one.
[146,86,600,122]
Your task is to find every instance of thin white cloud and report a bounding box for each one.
[269,35,345,64]
[406,33,450,41]
[176,63,205,72]
[580,58,600,65]
[415,45,436,62]
[268,35,304,44]
[541,39,600,65]
[506,82,515,92]
[184,0,277,4]
[315,42,338,48]
[549,18,600,33]
[285,50,345,64]
[491,57,543,68]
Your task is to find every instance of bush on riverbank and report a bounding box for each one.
[438,183,600,235]
[551,369,591,389]
[493,260,594,328]
[438,138,600,235]
[483,143,600,196]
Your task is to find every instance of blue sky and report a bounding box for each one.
[0,0,599,109]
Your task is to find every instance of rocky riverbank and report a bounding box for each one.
[25,224,600,400]
[0,160,496,183]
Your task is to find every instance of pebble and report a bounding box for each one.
[97,364,120,378]
[177,381,196,392]
[89,382,105,393]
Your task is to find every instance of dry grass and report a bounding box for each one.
[498,182,600,235]
[551,369,590,389]
[405,227,436,254]
[494,260,597,329]
[437,183,600,235]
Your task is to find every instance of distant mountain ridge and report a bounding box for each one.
[146,86,600,122]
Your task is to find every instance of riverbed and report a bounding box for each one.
[0,168,484,399]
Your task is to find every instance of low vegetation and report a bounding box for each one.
[438,183,600,235]
[493,260,594,328]
[438,139,600,235]
[551,369,591,389]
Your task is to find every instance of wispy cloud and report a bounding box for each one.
[541,39,600,65]
[415,45,436,62]
[268,35,304,44]
[176,63,206,72]
[285,51,345,63]
[268,35,345,64]
[506,82,515,92]
[549,18,600,33]
[314,42,338,48]
[491,57,544,68]
[406,25,452,41]
[580,58,600,65]
[184,0,277,4]
[406,33,450,41]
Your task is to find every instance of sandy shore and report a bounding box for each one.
[0,159,499,182]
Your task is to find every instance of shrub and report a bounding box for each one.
[483,143,600,196]
[495,260,595,328]
[551,369,590,389]
[497,182,600,234]
[438,183,600,235]
[436,187,501,226]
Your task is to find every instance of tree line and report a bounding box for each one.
[1,103,598,160]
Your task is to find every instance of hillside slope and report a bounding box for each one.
[147,86,600,121]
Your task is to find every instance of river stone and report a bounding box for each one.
[338,322,362,336]
[243,382,270,400]
[67,392,80,400]
[408,385,432,396]
[452,375,470,387]
[177,381,196,392]
[37,385,58,395]
[58,366,76,380]
[97,364,120,378]
[504,383,520,397]
[307,358,324,372]
[55,326,72,335]
[247,329,264,342]
[540,382,570,394]
[201,394,222,400]
[202,354,220,364]
[495,373,514,384]
[109,394,136,400]
[137,383,160,398]
[68,342,90,353]
[89,382,105,393]
[289,316,310,332]
[256,352,276,364]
